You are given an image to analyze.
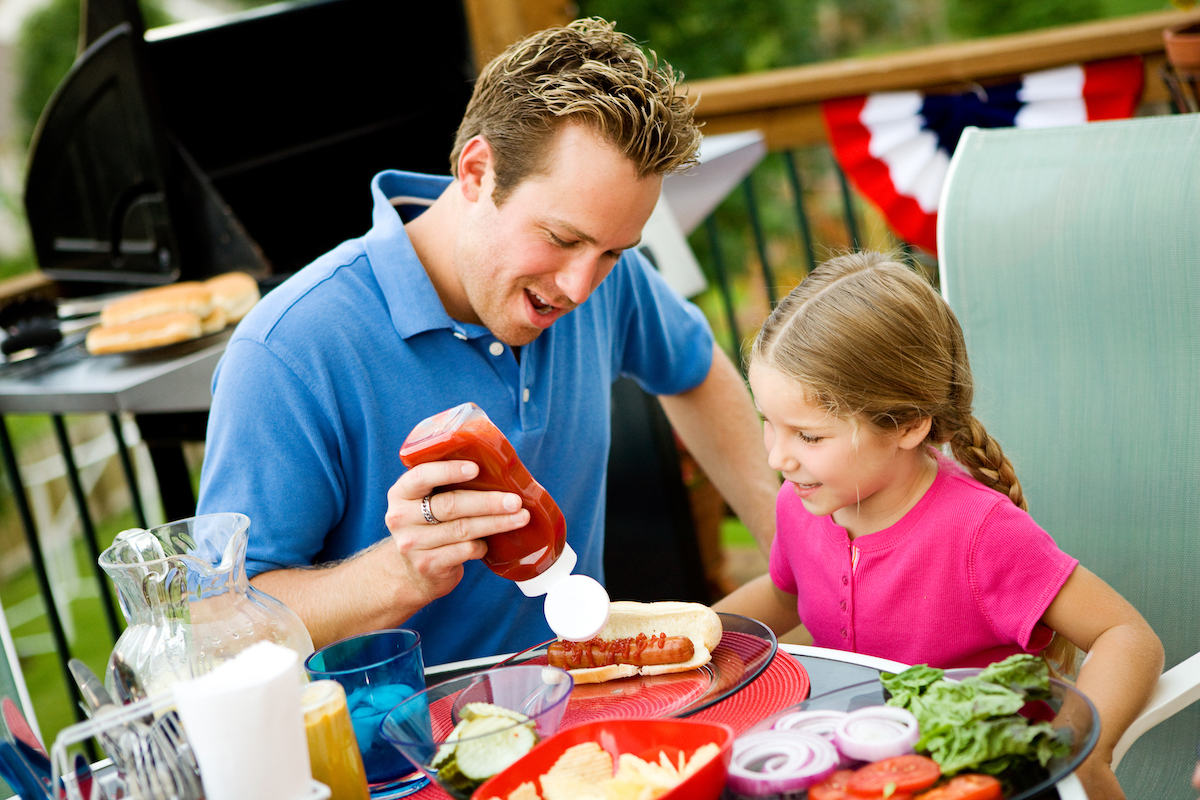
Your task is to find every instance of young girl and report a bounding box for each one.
[715,252,1163,800]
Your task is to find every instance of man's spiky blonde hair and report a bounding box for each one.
[451,18,701,205]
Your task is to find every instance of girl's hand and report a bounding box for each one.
[1075,754,1125,800]
[1041,566,1163,800]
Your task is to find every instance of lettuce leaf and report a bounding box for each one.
[881,654,1069,778]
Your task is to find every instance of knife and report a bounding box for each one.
[68,659,115,716]
[64,661,140,782]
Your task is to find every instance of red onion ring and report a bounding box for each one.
[773,709,855,766]
[727,729,840,797]
[773,709,849,739]
[832,705,920,763]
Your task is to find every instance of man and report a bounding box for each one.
[196,18,778,666]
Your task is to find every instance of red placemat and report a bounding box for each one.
[687,650,810,734]
[410,653,810,799]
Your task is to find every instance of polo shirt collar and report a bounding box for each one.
[364,169,489,341]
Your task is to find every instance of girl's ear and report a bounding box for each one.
[456,135,493,203]
[897,416,933,450]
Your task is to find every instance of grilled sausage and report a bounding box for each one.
[547,633,695,670]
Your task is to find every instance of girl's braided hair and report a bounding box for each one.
[751,251,1026,509]
[752,251,1079,678]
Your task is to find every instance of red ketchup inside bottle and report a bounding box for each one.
[399,402,566,582]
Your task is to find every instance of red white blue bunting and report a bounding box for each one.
[822,56,1144,254]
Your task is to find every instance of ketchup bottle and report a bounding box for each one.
[400,403,609,640]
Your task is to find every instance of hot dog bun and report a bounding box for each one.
[99,282,213,327]
[560,601,722,685]
[204,271,260,322]
[86,311,203,354]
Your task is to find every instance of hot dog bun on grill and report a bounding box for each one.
[99,282,213,327]
[558,601,723,684]
[204,271,260,322]
[89,273,259,354]
[86,311,204,354]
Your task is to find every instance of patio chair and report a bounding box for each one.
[0,602,40,798]
[938,113,1200,799]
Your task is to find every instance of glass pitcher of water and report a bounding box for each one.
[99,512,314,700]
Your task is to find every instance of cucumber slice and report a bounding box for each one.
[436,758,477,796]
[433,701,540,791]
[431,726,463,770]
[461,702,530,723]
[455,720,538,780]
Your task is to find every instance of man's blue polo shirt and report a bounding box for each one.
[196,169,715,666]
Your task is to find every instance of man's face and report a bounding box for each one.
[453,124,662,346]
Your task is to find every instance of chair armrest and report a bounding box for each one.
[1111,652,1200,769]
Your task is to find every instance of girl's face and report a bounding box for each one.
[749,362,935,539]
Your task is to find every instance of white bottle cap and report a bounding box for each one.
[514,544,611,642]
[544,575,610,642]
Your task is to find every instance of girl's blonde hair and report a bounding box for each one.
[752,251,1080,678]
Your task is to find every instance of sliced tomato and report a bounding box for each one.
[809,770,860,800]
[848,755,941,796]
[915,774,1003,800]
[810,768,914,800]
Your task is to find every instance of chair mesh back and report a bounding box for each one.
[940,114,1200,799]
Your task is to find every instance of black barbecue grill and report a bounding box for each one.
[24,0,475,297]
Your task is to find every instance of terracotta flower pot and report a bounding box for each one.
[1165,21,1200,77]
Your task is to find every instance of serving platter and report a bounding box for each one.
[500,613,781,724]
[732,667,1099,800]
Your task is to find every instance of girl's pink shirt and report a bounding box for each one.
[768,453,1078,668]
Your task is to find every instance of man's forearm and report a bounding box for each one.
[659,343,779,553]
[251,540,422,650]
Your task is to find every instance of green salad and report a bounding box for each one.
[881,654,1071,785]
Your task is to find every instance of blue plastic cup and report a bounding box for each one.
[305,629,428,798]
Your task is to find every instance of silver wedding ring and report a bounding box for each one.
[421,494,441,525]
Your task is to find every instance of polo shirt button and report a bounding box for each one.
[840,628,848,638]
[489,342,504,356]
[841,575,849,586]
[839,600,847,611]
[522,388,530,403]
[453,331,467,340]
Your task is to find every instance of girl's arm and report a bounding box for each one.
[713,573,801,637]
[1041,565,1164,800]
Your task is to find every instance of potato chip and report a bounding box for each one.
[529,738,720,800]
[615,756,677,790]
[541,741,614,800]
[595,777,652,800]
[680,742,720,778]
[505,781,540,800]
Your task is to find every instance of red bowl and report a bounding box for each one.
[472,718,734,800]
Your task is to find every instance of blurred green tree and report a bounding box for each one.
[946,0,1103,37]
[576,0,823,80]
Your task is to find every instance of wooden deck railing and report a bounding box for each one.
[688,9,1200,150]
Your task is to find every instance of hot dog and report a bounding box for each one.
[548,633,695,669]
[546,600,722,684]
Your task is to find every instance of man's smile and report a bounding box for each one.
[526,288,555,315]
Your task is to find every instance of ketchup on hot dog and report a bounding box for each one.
[547,633,695,670]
